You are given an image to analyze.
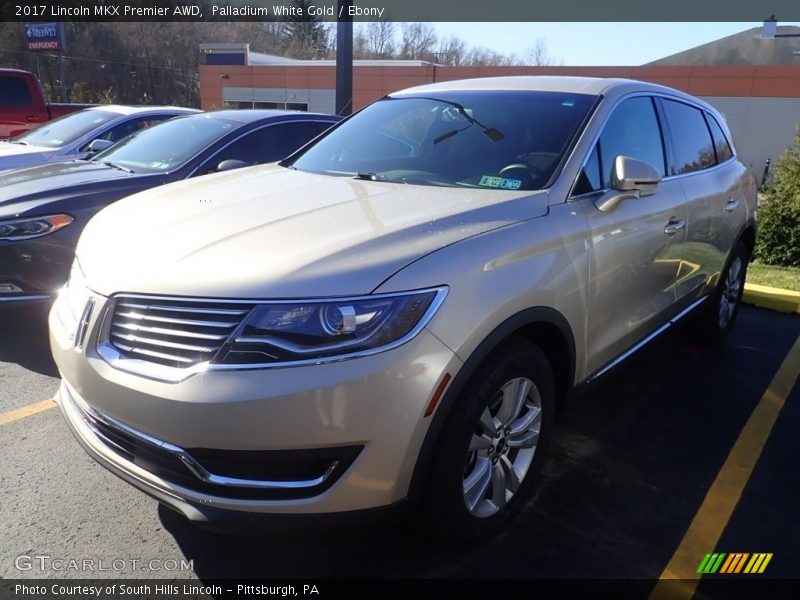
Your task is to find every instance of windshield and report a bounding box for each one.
[91,116,236,172]
[286,91,597,190]
[11,110,119,148]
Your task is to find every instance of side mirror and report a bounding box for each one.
[217,159,249,172]
[85,139,114,154]
[595,155,662,212]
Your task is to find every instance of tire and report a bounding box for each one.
[417,336,555,544]
[696,240,750,342]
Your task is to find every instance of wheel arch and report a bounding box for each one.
[407,306,576,500]
[738,220,756,258]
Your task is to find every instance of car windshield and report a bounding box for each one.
[11,110,120,148]
[286,91,597,190]
[91,116,236,172]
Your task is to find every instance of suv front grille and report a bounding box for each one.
[108,296,253,368]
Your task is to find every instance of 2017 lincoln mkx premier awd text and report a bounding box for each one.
[50,77,756,542]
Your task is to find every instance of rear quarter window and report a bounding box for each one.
[704,114,734,163]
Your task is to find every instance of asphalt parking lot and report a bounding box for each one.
[0,301,798,589]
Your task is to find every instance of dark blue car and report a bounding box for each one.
[0,110,340,303]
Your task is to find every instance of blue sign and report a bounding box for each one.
[25,23,61,51]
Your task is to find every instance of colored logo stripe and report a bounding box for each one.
[698,553,772,574]
[744,553,773,574]
[697,553,726,574]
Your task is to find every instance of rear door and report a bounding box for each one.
[573,95,689,375]
[659,98,747,303]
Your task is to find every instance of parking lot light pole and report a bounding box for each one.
[335,0,353,116]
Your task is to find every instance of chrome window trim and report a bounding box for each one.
[96,286,449,383]
[567,91,738,201]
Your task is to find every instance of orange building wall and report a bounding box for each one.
[199,64,800,111]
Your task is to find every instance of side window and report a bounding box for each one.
[98,116,172,143]
[661,100,716,174]
[206,121,332,171]
[705,114,734,163]
[598,97,665,186]
[269,121,334,160]
[573,144,602,195]
[0,76,32,106]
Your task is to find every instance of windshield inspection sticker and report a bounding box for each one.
[478,175,522,190]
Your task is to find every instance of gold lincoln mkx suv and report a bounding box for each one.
[50,77,756,542]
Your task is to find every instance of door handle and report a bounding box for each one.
[25,115,42,122]
[725,199,740,213]
[664,219,686,236]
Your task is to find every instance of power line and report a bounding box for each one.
[1,49,197,74]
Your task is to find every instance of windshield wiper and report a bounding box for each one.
[416,97,505,145]
[7,140,29,145]
[355,172,384,181]
[100,160,134,174]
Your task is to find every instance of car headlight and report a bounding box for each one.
[0,214,73,241]
[215,287,448,365]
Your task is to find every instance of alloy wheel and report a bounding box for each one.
[718,256,743,329]
[463,376,542,518]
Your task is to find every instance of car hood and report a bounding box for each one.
[0,161,148,216]
[0,142,57,171]
[78,164,550,298]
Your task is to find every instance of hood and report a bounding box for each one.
[0,142,57,171]
[78,164,550,299]
[0,161,152,217]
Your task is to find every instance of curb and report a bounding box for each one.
[743,283,800,315]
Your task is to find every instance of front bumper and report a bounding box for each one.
[50,293,462,521]
[0,235,74,302]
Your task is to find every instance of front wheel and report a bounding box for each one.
[418,337,555,544]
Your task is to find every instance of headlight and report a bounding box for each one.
[215,287,448,365]
[0,214,73,241]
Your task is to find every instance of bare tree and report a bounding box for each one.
[399,23,437,61]
[523,38,555,66]
[436,35,467,66]
[362,21,396,59]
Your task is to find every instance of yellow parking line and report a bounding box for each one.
[0,398,57,426]
[651,334,800,599]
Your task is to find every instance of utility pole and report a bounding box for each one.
[58,24,68,102]
[335,0,353,116]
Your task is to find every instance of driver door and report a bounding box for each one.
[575,96,689,376]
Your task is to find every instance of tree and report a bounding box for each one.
[754,125,800,266]
[280,0,330,59]
[361,21,396,59]
[399,23,437,61]
[436,35,467,66]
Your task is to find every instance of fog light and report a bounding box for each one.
[0,283,23,294]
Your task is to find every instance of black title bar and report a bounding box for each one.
[2,0,800,22]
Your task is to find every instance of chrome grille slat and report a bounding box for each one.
[117,302,248,316]
[113,322,229,341]
[115,312,239,328]
[111,331,217,353]
[111,341,197,364]
[108,296,253,368]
